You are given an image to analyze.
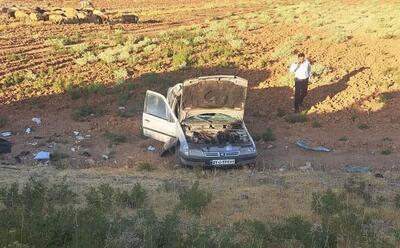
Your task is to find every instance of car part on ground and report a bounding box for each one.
[0,138,12,154]
[296,139,331,152]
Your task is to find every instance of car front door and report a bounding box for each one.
[142,90,178,143]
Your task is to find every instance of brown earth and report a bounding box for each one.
[0,0,400,177]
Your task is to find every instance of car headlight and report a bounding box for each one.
[189,149,204,157]
[181,144,189,156]
[241,147,256,154]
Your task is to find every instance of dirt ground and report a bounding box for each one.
[1,0,400,225]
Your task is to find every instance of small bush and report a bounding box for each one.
[0,116,8,128]
[358,123,369,129]
[113,68,128,83]
[331,31,349,43]
[66,84,82,99]
[339,136,348,141]
[228,38,243,50]
[395,194,400,209]
[381,149,392,155]
[172,47,192,69]
[272,41,294,59]
[72,105,104,121]
[69,43,89,55]
[116,183,147,208]
[138,162,155,172]
[178,181,212,215]
[313,64,328,78]
[98,49,117,64]
[312,118,322,128]
[276,107,286,117]
[259,128,275,142]
[379,92,395,102]
[3,72,25,87]
[104,131,127,145]
[285,113,308,123]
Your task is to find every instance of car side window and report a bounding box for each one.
[145,93,173,121]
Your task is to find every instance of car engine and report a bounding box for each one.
[182,120,251,145]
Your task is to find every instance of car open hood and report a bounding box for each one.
[180,75,248,121]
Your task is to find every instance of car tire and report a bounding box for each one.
[174,143,183,166]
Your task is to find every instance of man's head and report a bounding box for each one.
[297,53,305,63]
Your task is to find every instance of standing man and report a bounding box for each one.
[289,53,312,113]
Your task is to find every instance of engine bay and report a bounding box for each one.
[181,114,251,145]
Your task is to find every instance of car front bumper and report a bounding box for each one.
[177,152,257,168]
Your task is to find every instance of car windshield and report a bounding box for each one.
[187,113,237,123]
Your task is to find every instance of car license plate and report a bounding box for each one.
[211,159,235,166]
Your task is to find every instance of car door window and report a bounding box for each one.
[145,93,173,121]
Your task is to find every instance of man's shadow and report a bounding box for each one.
[305,67,369,108]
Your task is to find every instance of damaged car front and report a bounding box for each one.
[142,75,257,168]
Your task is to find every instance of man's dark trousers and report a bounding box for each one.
[294,78,309,112]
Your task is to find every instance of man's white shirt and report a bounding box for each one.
[290,59,312,80]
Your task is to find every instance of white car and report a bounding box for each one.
[142,75,257,167]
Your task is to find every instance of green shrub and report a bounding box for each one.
[3,72,26,87]
[276,107,286,117]
[116,183,147,208]
[312,118,322,128]
[395,194,400,209]
[113,68,128,83]
[312,64,328,78]
[98,48,117,64]
[256,128,276,142]
[272,41,294,59]
[172,47,192,69]
[69,43,89,55]
[65,84,82,99]
[285,113,308,123]
[358,123,369,129]
[178,181,212,215]
[138,162,155,172]
[331,31,349,43]
[0,116,7,128]
[381,149,392,155]
[72,105,104,121]
[104,131,127,145]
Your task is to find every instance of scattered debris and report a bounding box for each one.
[86,158,96,166]
[32,117,41,125]
[73,131,80,136]
[76,135,84,141]
[267,144,274,149]
[80,151,91,157]
[25,127,32,134]
[0,138,12,154]
[279,167,286,172]
[147,145,156,152]
[34,151,50,160]
[27,141,38,146]
[118,106,126,110]
[296,139,331,152]
[299,162,313,171]
[102,154,109,160]
[15,151,30,163]
[71,147,77,152]
[240,193,249,200]
[1,131,12,137]
[374,173,384,178]
[342,165,369,173]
